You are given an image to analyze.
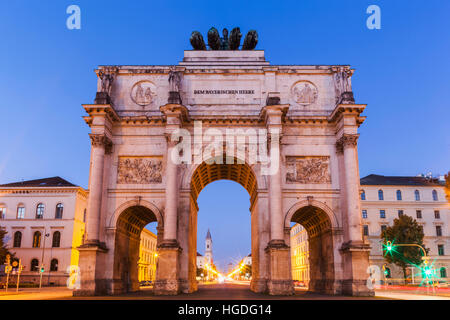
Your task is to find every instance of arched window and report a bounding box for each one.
[52,231,61,248]
[396,190,402,201]
[55,203,63,219]
[361,190,366,200]
[17,205,25,219]
[13,231,22,248]
[36,203,44,219]
[440,267,447,278]
[50,259,58,272]
[32,231,41,248]
[378,189,384,200]
[432,190,438,201]
[415,190,420,201]
[30,259,39,271]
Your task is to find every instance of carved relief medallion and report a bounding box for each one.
[291,81,318,105]
[117,157,163,184]
[286,156,331,184]
[130,81,156,106]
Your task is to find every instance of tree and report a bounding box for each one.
[381,215,428,283]
[0,227,15,265]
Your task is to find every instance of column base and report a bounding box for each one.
[153,241,182,295]
[250,278,267,293]
[73,244,108,296]
[340,240,375,297]
[265,241,294,296]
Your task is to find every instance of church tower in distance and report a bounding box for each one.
[205,229,213,265]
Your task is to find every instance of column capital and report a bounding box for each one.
[259,104,289,126]
[335,133,359,154]
[89,133,113,154]
[160,104,189,124]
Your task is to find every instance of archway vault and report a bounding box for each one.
[190,158,258,204]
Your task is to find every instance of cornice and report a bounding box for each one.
[328,104,366,123]
[83,104,120,123]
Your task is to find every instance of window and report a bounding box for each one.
[52,231,61,248]
[436,226,442,237]
[440,268,447,278]
[0,206,5,219]
[36,203,44,219]
[396,190,402,201]
[83,209,87,223]
[362,210,368,219]
[363,225,369,236]
[361,190,366,200]
[416,210,422,219]
[434,210,440,219]
[17,206,25,219]
[32,231,41,248]
[398,210,404,217]
[378,190,384,200]
[55,203,63,219]
[30,259,39,271]
[380,210,386,219]
[438,245,444,256]
[432,190,438,201]
[50,259,58,272]
[381,225,387,233]
[415,190,420,201]
[13,231,22,248]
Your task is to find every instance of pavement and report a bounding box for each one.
[0,282,449,300]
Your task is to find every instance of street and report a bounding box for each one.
[1,281,449,300]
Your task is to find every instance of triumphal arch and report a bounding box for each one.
[75,29,373,297]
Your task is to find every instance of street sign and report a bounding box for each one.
[12,261,18,267]
[5,265,12,273]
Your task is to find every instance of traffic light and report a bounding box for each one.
[386,241,393,252]
[40,266,45,273]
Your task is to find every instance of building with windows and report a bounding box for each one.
[290,223,309,286]
[138,228,157,283]
[360,174,449,283]
[0,177,87,286]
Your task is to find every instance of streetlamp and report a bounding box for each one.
[39,229,50,291]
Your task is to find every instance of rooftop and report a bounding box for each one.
[0,176,78,188]
[360,174,444,187]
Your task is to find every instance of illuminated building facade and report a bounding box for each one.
[0,177,87,286]
[138,228,157,282]
[361,174,449,283]
[290,224,309,286]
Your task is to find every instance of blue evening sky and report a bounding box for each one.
[1,1,449,271]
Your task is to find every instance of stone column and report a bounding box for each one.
[85,133,112,244]
[336,133,373,296]
[260,104,294,295]
[163,134,179,243]
[74,133,111,296]
[154,103,188,295]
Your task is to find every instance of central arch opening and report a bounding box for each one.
[189,157,258,291]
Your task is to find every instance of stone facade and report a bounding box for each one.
[0,177,87,286]
[76,50,372,296]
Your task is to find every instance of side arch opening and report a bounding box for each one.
[113,205,159,293]
[290,205,335,294]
